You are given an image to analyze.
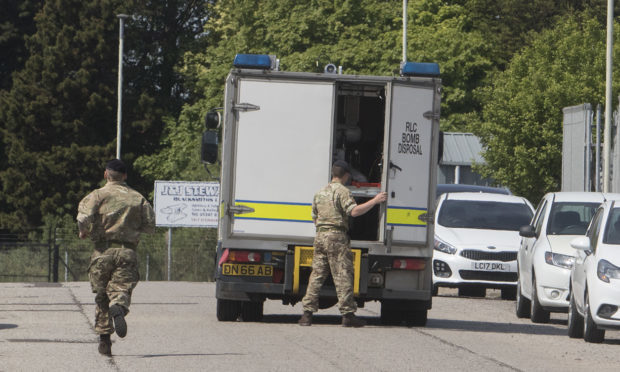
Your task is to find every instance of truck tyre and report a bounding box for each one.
[584,293,605,343]
[515,280,531,319]
[216,299,242,321]
[241,301,264,322]
[405,310,428,327]
[501,287,517,300]
[380,301,401,325]
[567,292,584,338]
[530,276,550,323]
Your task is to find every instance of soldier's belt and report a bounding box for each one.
[316,226,346,233]
[95,240,137,251]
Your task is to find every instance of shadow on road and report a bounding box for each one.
[260,314,570,336]
[262,314,392,326]
[132,353,246,358]
[426,318,566,336]
[262,314,342,325]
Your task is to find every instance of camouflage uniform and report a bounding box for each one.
[302,181,357,315]
[77,180,155,335]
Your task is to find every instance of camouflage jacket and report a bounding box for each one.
[312,180,357,231]
[77,181,155,245]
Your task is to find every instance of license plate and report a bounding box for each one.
[471,262,510,271]
[222,263,273,277]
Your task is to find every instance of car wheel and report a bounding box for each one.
[515,279,531,318]
[216,299,242,321]
[501,287,517,300]
[241,300,264,322]
[458,286,486,298]
[530,275,550,323]
[567,291,584,338]
[583,293,605,343]
[432,285,438,296]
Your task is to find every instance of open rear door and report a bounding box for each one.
[229,77,334,239]
[385,82,435,245]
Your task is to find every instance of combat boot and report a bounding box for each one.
[342,313,366,328]
[298,311,313,326]
[109,304,127,338]
[98,334,112,356]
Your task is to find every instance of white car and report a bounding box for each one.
[516,192,620,323]
[433,192,534,298]
[568,200,620,343]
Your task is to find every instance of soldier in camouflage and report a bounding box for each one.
[77,159,155,356]
[299,160,387,327]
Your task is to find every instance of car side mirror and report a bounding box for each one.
[201,131,218,164]
[519,225,536,238]
[205,110,220,129]
[570,236,591,252]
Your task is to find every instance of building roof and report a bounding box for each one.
[441,132,485,166]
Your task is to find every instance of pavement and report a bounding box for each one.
[3,282,620,372]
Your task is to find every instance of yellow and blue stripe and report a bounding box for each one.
[234,200,313,223]
[386,206,427,227]
[234,200,428,227]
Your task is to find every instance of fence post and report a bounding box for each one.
[52,244,59,282]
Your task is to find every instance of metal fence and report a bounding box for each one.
[0,226,217,283]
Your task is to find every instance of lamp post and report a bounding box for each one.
[402,0,407,63]
[604,1,613,192]
[116,14,129,160]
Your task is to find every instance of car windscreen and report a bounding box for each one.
[546,202,600,235]
[437,200,533,231]
[603,207,620,244]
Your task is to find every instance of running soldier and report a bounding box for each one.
[77,159,155,355]
[298,160,387,327]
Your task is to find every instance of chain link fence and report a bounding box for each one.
[0,224,217,283]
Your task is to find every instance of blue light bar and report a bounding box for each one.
[400,62,440,77]
[233,54,274,69]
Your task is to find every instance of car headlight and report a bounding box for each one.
[544,252,575,269]
[597,259,620,283]
[434,237,456,255]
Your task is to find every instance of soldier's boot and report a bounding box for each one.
[109,304,127,338]
[98,334,112,356]
[298,311,313,326]
[342,312,366,328]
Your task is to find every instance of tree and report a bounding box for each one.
[0,0,121,229]
[0,0,43,90]
[0,0,212,230]
[121,0,211,166]
[474,14,615,203]
[136,0,498,178]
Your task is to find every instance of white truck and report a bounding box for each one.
[202,54,442,325]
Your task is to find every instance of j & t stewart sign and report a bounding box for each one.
[154,181,220,228]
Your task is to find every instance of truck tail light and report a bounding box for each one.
[272,268,284,283]
[218,248,230,266]
[228,250,262,263]
[393,258,426,270]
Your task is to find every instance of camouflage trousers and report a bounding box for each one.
[88,246,139,335]
[302,231,356,315]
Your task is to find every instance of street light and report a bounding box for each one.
[603,1,613,192]
[116,14,129,160]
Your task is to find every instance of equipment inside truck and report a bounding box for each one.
[333,83,385,241]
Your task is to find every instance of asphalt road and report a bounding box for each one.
[1,282,619,372]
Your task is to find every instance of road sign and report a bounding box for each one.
[154,181,219,228]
